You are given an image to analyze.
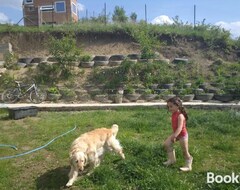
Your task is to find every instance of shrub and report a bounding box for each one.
[80,54,92,62]
[128,23,158,59]
[47,87,60,94]
[125,85,135,94]
[34,63,61,85]
[48,33,82,79]
[144,88,153,95]
[3,52,19,69]
[0,72,15,90]
[60,88,76,99]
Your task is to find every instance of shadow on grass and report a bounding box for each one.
[36,166,70,190]
[0,108,9,120]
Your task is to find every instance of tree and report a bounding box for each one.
[112,6,128,23]
[90,14,110,24]
[130,12,137,23]
[48,33,81,79]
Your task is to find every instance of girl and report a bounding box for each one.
[163,96,193,171]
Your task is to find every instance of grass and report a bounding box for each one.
[0,21,238,49]
[0,108,239,190]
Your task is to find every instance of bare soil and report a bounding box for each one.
[1,31,238,63]
[0,32,239,98]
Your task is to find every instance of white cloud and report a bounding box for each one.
[0,12,9,24]
[0,0,22,10]
[215,21,240,39]
[77,3,85,12]
[151,15,174,25]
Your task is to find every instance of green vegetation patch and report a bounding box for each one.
[0,108,239,189]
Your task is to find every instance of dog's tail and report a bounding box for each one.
[111,124,119,137]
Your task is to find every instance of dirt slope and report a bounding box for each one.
[0,31,238,64]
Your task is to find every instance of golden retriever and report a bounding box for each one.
[66,124,125,187]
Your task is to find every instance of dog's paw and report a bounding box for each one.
[121,153,125,160]
[66,182,72,188]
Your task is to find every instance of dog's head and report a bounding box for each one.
[70,151,88,171]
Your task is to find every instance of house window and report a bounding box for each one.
[72,2,77,15]
[40,5,54,12]
[25,0,33,4]
[55,1,66,13]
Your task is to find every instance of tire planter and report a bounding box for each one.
[194,88,204,94]
[162,83,174,89]
[127,59,138,64]
[173,89,184,95]
[142,94,157,101]
[234,94,240,100]
[125,94,141,102]
[109,54,125,61]
[94,61,109,66]
[17,62,27,68]
[93,55,110,61]
[47,93,61,102]
[162,94,176,101]
[181,94,195,102]
[109,61,122,66]
[31,57,45,64]
[173,58,189,64]
[80,61,95,68]
[154,89,167,94]
[138,59,153,63]
[195,93,214,102]
[18,57,33,64]
[214,94,234,102]
[184,83,192,88]
[28,62,39,67]
[127,54,141,60]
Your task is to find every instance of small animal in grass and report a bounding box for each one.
[66,124,125,187]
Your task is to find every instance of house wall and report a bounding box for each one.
[23,0,78,26]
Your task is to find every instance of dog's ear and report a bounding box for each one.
[70,155,78,167]
[87,151,96,162]
[84,154,88,166]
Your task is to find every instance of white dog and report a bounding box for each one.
[66,124,125,187]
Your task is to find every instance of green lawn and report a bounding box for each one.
[0,108,239,190]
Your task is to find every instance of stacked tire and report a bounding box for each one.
[109,54,126,66]
[93,55,109,66]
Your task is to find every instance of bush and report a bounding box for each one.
[80,54,92,62]
[47,87,60,94]
[0,73,15,90]
[48,33,82,79]
[34,63,61,85]
[59,88,76,99]
[3,52,18,69]
[128,23,158,59]
[143,88,153,95]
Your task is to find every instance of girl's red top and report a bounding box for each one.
[172,111,188,138]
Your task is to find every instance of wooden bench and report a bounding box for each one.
[8,106,38,120]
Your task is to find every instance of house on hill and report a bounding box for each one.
[22,0,78,26]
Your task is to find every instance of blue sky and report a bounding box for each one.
[0,0,240,38]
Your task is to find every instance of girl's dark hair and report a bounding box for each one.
[167,96,188,121]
